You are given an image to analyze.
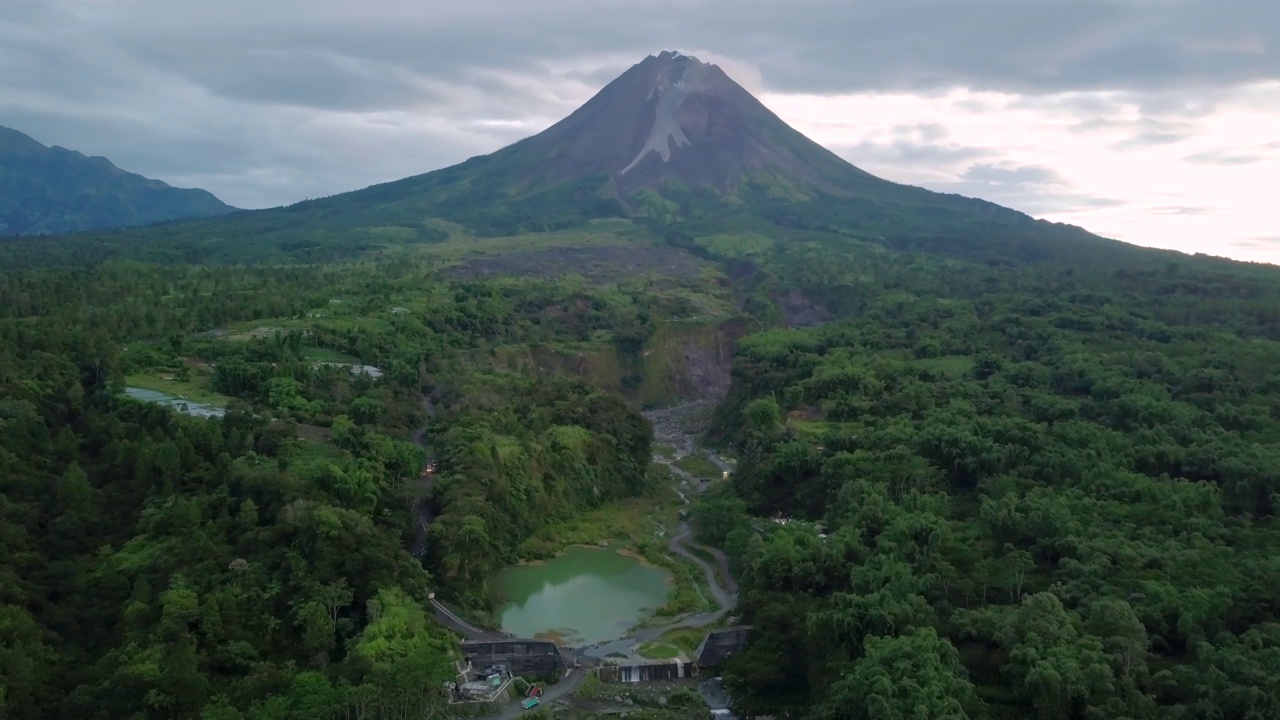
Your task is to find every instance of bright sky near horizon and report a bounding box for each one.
[766,84,1280,263]
[2,0,1277,262]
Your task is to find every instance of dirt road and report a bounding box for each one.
[472,401,739,719]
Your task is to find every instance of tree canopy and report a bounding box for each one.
[701,254,1280,719]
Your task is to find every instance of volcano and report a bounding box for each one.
[17,51,1133,266]
[496,50,868,195]
[305,49,1115,260]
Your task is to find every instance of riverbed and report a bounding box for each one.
[491,545,673,646]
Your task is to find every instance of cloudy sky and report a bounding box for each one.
[3,0,1277,262]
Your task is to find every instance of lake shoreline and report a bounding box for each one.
[489,544,676,646]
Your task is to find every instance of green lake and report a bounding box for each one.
[492,545,673,646]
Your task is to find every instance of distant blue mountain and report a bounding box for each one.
[0,125,236,235]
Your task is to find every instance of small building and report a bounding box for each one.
[456,681,496,700]
[696,626,752,669]
[447,662,515,704]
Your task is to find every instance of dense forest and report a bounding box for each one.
[0,257,673,719]
[6,205,1280,720]
[695,258,1280,719]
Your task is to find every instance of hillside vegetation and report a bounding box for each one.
[7,210,1280,720]
[696,254,1280,719]
[0,252,728,719]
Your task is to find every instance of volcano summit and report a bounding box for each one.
[502,50,865,195]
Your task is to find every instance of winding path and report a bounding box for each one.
[581,404,739,659]
[426,400,739,719]
[484,669,588,720]
[429,597,504,641]
[669,525,738,613]
[410,396,438,557]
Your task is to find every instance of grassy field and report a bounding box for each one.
[636,539,715,617]
[636,641,682,660]
[658,627,709,656]
[674,453,724,482]
[300,347,361,363]
[517,483,683,558]
[413,220,648,262]
[695,232,775,257]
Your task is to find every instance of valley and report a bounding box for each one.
[421,402,745,720]
[468,404,747,717]
[4,50,1280,720]
[419,399,740,655]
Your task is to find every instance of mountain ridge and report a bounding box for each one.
[0,125,237,236]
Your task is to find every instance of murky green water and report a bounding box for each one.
[493,545,672,646]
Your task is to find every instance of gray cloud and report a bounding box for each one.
[961,164,1066,187]
[829,139,1130,220]
[1148,205,1224,216]
[1230,237,1280,251]
[1,0,1277,208]
[921,162,1125,217]
[106,0,1280,99]
[1183,149,1268,166]
[832,135,995,171]
[1109,131,1192,150]
[1101,118,1202,150]
[823,142,1132,221]
[1034,93,1219,154]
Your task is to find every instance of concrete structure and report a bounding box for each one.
[461,639,567,678]
[446,656,518,705]
[597,660,694,683]
[696,626,752,668]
